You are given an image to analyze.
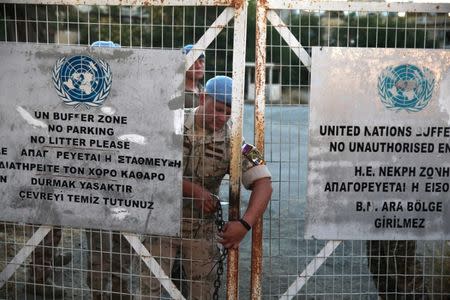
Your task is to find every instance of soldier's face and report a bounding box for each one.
[186,58,205,80]
[202,96,231,132]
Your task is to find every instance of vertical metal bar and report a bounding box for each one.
[356,11,360,46]
[227,1,248,299]
[171,6,174,49]
[13,4,18,42]
[160,6,163,47]
[150,6,153,46]
[404,11,408,48]
[433,12,437,48]
[56,5,60,44]
[24,3,28,42]
[45,5,49,42]
[97,6,100,42]
[376,11,379,47]
[3,3,7,42]
[413,12,418,48]
[87,5,90,44]
[445,12,449,49]
[35,5,38,43]
[119,6,122,44]
[130,5,133,47]
[108,6,111,41]
[140,5,143,47]
[77,5,80,45]
[250,1,267,299]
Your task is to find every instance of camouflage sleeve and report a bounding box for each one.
[241,143,271,189]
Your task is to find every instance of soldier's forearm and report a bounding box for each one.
[182,179,203,198]
[242,177,272,227]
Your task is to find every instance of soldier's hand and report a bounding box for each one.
[193,189,216,214]
[218,221,248,249]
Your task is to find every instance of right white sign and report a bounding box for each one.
[305,47,450,240]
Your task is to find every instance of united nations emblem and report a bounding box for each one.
[52,55,112,107]
[378,64,434,112]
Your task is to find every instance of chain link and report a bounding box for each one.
[211,194,228,300]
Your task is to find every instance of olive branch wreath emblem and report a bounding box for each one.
[377,65,434,113]
[52,56,112,108]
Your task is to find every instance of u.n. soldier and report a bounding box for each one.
[182,44,205,108]
[141,76,273,299]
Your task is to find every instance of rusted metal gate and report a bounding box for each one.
[1,0,450,299]
[0,1,248,299]
[251,1,450,299]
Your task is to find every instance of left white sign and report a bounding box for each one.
[0,43,184,236]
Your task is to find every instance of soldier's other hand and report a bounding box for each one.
[193,190,216,214]
[218,221,248,249]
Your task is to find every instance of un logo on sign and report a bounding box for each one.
[52,55,112,107]
[378,64,434,112]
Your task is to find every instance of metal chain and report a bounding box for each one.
[211,194,228,300]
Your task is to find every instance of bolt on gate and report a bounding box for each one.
[1,0,450,299]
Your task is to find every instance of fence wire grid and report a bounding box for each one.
[0,1,449,300]
[257,6,450,300]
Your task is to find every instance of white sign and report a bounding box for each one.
[0,43,185,236]
[305,47,450,240]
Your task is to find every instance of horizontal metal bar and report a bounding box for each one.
[1,0,233,6]
[266,0,450,13]
[0,225,52,289]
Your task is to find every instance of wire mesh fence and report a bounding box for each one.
[0,2,238,299]
[259,5,450,300]
[0,1,449,300]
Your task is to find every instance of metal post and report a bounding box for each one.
[250,0,267,299]
[227,0,248,299]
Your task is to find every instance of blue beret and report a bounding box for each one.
[182,44,205,59]
[91,41,121,48]
[205,76,233,106]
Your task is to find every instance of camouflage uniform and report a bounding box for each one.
[184,83,203,108]
[86,230,132,300]
[141,108,271,299]
[27,226,62,284]
[367,240,429,300]
[25,225,73,297]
